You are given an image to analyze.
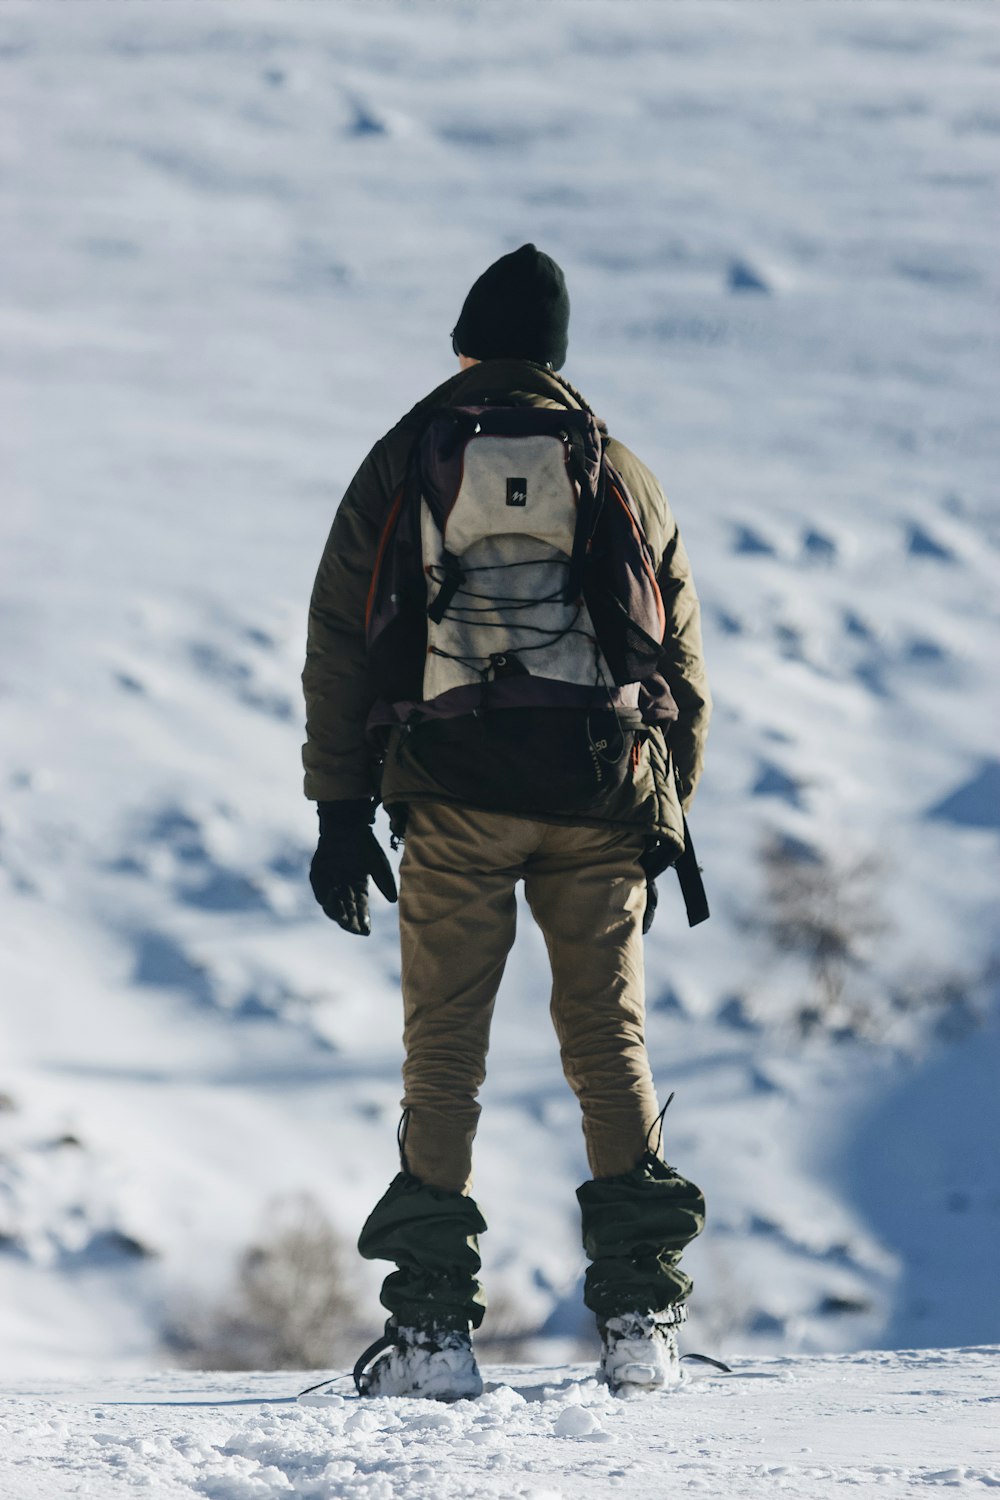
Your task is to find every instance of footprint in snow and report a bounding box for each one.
[727,258,771,294]
[801,528,838,563]
[131,930,215,1007]
[731,523,776,557]
[751,761,804,808]
[188,641,295,721]
[904,635,948,665]
[177,866,270,914]
[711,606,743,636]
[926,760,1000,830]
[905,522,955,562]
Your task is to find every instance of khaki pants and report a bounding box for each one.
[398,802,661,1192]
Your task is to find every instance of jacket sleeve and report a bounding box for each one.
[655,507,712,810]
[301,437,398,802]
[607,438,712,811]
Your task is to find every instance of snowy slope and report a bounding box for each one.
[1,0,999,1380]
[1,1352,998,1500]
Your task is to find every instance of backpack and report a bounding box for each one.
[365,403,679,815]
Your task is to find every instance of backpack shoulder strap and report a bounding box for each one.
[563,425,607,605]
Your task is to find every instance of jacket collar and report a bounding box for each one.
[404,359,605,431]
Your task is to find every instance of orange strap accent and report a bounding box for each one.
[365,485,405,632]
[609,480,666,639]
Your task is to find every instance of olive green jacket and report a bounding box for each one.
[302,360,710,858]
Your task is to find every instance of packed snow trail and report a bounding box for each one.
[0,1349,996,1499]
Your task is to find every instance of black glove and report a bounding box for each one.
[639,836,674,937]
[642,876,658,936]
[309,800,398,937]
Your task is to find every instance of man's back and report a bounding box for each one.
[302,356,710,854]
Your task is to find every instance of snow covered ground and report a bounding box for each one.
[2,1350,998,1499]
[2,0,999,1470]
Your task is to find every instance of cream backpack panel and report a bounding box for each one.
[421,431,612,702]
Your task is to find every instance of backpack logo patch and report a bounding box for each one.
[506,477,527,508]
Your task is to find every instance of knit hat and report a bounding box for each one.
[451,243,570,369]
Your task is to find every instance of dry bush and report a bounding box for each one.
[165,1193,363,1370]
[165,1197,577,1373]
[890,956,998,1042]
[759,833,889,1036]
[757,833,990,1044]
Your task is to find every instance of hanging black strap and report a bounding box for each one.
[427,550,466,624]
[352,1330,397,1395]
[675,815,710,927]
[297,1370,353,1398]
[681,1352,732,1373]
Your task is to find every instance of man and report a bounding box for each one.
[302,245,711,1399]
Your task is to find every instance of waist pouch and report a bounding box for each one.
[403,707,644,816]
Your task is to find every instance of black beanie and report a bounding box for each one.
[452,243,570,369]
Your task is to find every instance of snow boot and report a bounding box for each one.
[598,1305,685,1395]
[354,1321,484,1401]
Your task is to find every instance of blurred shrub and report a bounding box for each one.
[757,834,989,1042]
[759,833,889,1037]
[165,1192,362,1370]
